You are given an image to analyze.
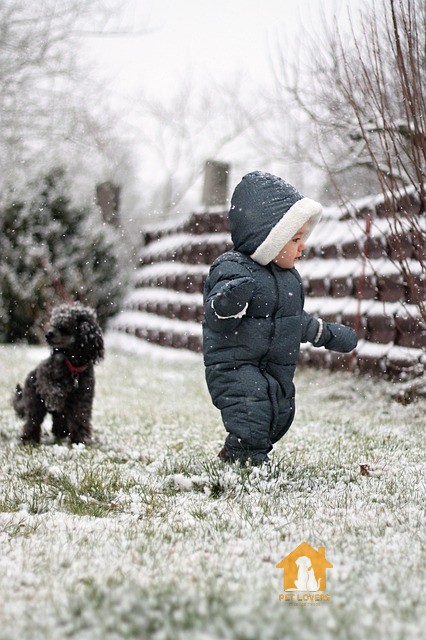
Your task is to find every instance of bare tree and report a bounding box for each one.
[0,0,142,209]
[335,0,425,323]
[132,76,265,219]
[265,0,425,323]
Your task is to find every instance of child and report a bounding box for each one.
[202,171,358,465]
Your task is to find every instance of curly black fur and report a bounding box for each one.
[13,303,104,445]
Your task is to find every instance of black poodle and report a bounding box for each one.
[13,303,104,445]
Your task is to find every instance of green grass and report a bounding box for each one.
[0,343,425,640]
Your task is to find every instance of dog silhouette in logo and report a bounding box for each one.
[293,556,321,591]
[276,542,332,592]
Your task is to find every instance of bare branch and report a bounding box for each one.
[266,0,425,324]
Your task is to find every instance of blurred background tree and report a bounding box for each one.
[260,0,425,322]
[0,0,140,343]
[0,169,125,342]
[262,0,425,206]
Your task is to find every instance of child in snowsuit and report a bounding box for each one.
[202,171,358,465]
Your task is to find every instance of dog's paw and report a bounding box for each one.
[69,435,92,446]
[20,435,40,446]
[52,428,70,440]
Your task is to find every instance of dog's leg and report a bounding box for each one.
[68,404,92,445]
[52,412,69,440]
[21,398,47,444]
[68,418,92,445]
[19,373,47,444]
[66,371,96,445]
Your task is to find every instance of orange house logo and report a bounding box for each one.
[276,542,333,592]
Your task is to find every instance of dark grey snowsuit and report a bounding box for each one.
[203,172,358,464]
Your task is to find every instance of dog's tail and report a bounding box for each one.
[12,384,25,419]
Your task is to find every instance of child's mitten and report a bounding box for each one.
[318,321,358,353]
[210,276,255,319]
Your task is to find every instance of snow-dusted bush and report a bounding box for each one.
[0,168,126,343]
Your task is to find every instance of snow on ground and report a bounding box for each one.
[0,342,425,640]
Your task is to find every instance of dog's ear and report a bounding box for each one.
[91,324,105,363]
[79,319,105,363]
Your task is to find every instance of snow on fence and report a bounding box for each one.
[110,196,425,380]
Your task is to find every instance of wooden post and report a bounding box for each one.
[96,181,121,226]
[202,160,229,207]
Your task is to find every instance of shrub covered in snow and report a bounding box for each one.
[0,168,126,342]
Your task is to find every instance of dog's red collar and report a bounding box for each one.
[64,358,88,375]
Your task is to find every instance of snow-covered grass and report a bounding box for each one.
[0,341,425,640]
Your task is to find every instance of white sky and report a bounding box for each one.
[83,0,367,101]
[80,0,368,215]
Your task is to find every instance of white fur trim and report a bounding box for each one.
[250,197,322,266]
[211,300,249,320]
[313,318,324,344]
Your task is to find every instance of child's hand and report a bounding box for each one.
[320,322,358,353]
[303,313,357,352]
[211,276,255,319]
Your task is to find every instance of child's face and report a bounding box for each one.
[273,223,308,269]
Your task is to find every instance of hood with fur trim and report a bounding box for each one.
[228,171,322,265]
